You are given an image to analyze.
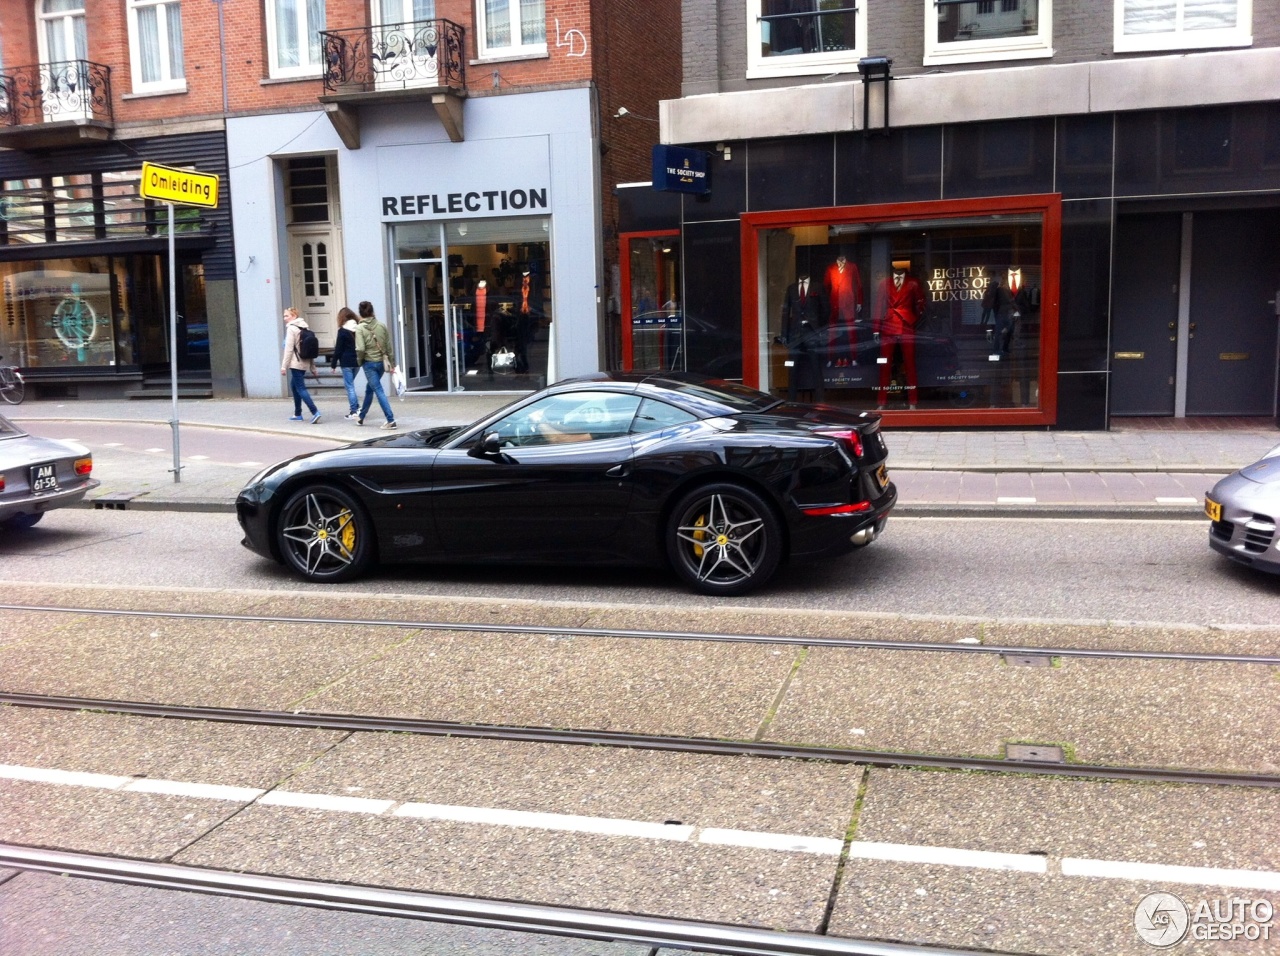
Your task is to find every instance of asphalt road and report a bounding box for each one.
[2,508,1277,626]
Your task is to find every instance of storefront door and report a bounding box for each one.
[1112,209,1280,417]
[396,260,442,390]
[1110,214,1180,416]
[1185,210,1279,416]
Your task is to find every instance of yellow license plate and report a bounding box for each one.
[1204,497,1222,522]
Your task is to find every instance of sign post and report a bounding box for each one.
[138,162,220,483]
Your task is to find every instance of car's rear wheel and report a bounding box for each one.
[276,484,374,582]
[666,483,782,596]
[2,512,43,531]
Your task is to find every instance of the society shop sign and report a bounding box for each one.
[376,138,551,221]
[651,145,710,195]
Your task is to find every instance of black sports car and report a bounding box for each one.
[236,372,896,595]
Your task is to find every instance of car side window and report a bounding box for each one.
[630,398,698,434]
[488,392,642,447]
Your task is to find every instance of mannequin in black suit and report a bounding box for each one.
[778,274,827,401]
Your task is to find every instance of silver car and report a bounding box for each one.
[0,413,99,530]
[1206,442,1280,575]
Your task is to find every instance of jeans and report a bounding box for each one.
[359,361,395,422]
[288,368,317,416]
[340,366,359,413]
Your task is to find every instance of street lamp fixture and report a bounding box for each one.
[857,56,893,137]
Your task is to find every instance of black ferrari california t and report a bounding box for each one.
[236,372,896,595]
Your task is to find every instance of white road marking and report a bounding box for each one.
[1062,858,1280,891]
[4,762,1280,888]
[237,461,263,467]
[846,840,1047,872]
[1155,497,1198,505]
[187,455,210,461]
[996,496,1037,505]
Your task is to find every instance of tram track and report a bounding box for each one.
[0,845,999,956]
[3,603,1278,665]
[2,690,1276,789]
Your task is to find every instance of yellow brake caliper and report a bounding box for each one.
[693,513,707,558]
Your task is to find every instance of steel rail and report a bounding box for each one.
[2,691,1276,789]
[0,844,998,956]
[2,603,1276,665]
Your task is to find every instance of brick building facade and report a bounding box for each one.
[0,0,679,399]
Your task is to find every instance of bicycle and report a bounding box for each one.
[0,355,25,405]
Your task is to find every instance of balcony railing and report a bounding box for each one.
[0,60,113,128]
[321,19,465,95]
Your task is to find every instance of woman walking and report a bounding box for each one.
[328,306,361,419]
[280,307,320,423]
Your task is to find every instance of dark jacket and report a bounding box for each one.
[328,321,359,369]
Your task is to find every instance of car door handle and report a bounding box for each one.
[606,463,631,478]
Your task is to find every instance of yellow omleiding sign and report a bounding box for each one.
[139,162,219,208]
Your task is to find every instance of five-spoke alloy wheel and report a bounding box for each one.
[666,482,782,596]
[276,484,374,582]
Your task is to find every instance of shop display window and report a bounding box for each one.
[622,232,682,373]
[0,257,123,369]
[744,195,1059,424]
[391,216,550,392]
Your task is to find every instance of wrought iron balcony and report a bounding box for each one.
[321,19,465,96]
[0,61,113,147]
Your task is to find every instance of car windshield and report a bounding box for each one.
[646,376,782,413]
[0,414,24,438]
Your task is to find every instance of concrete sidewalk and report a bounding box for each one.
[8,394,1278,517]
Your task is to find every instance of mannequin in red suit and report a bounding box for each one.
[875,259,926,408]
[824,254,863,366]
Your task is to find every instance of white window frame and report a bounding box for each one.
[924,0,1053,66]
[1113,0,1251,53]
[265,0,326,79]
[746,0,867,79]
[36,0,87,66]
[127,0,185,93]
[476,0,547,61]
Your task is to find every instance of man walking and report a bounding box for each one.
[354,300,397,429]
[281,307,321,423]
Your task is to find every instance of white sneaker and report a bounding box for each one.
[380,421,397,430]
[344,412,358,420]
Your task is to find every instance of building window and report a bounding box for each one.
[37,0,87,64]
[127,0,185,92]
[286,156,332,224]
[924,0,1053,66]
[476,0,546,59]
[266,0,326,78]
[1114,0,1251,52]
[747,0,866,78]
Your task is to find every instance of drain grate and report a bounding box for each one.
[1007,743,1065,763]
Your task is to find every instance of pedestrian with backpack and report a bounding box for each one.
[328,306,361,419]
[281,306,321,423]
[354,300,397,429]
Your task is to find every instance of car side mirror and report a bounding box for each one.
[470,431,503,458]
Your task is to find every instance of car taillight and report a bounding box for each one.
[74,457,92,476]
[803,501,873,516]
[0,475,4,491]
[817,429,863,459]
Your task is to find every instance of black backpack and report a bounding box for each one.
[295,326,320,361]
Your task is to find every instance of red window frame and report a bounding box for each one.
[740,193,1062,427]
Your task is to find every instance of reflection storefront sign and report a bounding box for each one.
[651,145,710,195]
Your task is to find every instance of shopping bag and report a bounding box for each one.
[490,347,516,370]
[391,366,407,399]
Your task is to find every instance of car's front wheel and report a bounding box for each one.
[666,483,782,596]
[276,484,375,582]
